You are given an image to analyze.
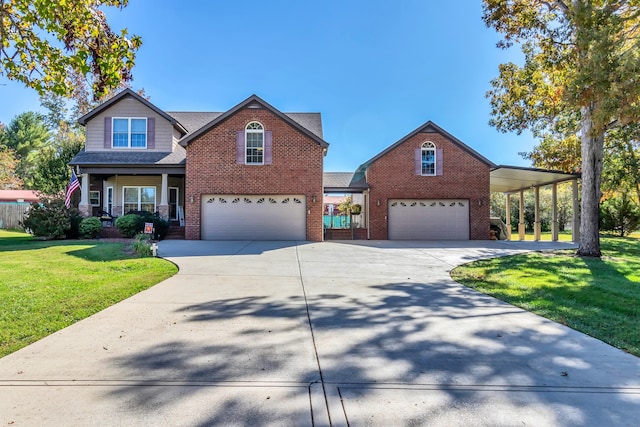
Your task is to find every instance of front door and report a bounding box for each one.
[169,187,179,221]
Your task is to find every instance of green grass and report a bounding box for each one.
[451,235,640,356]
[0,230,177,357]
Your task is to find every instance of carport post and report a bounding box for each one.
[534,186,541,241]
[551,183,559,241]
[518,190,525,240]
[572,179,580,243]
[505,193,512,240]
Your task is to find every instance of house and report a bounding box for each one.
[70,89,328,241]
[72,89,579,242]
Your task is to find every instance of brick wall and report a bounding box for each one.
[184,107,325,241]
[366,130,490,240]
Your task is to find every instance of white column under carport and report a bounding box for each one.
[505,193,512,240]
[572,179,580,243]
[534,186,541,241]
[518,190,526,240]
[551,183,559,241]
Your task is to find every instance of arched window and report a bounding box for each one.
[421,141,436,176]
[245,122,264,164]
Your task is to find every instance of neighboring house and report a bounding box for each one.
[0,190,40,203]
[70,89,328,241]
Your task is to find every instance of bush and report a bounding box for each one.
[115,214,144,238]
[600,193,640,237]
[79,217,103,239]
[116,212,169,240]
[66,208,83,239]
[21,198,70,239]
[132,233,152,257]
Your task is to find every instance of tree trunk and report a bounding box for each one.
[577,105,603,257]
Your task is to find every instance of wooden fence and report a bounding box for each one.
[0,202,30,230]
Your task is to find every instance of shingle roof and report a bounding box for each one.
[178,95,329,148]
[323,172,368,192]
[70,147,186,166]
[166,112,223,134]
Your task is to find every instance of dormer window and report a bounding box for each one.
[245,122,264,164]
[113,118,147,148]
[421,141,436,176]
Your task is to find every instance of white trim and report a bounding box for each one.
[112,117,148,149]
[245,121,265,165]
[169,186,179,221]
[106,187,114,215]
[421,141,436,176]
[121,185,156,215]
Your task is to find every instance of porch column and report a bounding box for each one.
[551,183,559,241]
[505,193,512,240]
[572,179,580,243]
[518,190,526,240]
[158,173,169,220]
[78,173,91,217]
[534,186,541,241]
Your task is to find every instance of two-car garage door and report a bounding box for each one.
[388,199,469,240]
[201,195,306,240]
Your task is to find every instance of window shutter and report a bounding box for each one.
[104,117,112,148]
[414,148,422,175]
[436,149,443,176]
[264,130,272,165]
[236,131,245,164]
[147,117,155,149]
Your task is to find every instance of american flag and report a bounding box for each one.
[65,170,80,208]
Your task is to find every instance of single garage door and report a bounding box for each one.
[201,195,306,240]
[388,199,469,240]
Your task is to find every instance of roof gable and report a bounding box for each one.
[356,121,495,173]
[77,88,188,135]
[178,95,329,148]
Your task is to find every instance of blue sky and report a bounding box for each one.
[0,0,535,172]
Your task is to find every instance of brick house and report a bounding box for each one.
[72,89,578,241]
[70,89,328,241]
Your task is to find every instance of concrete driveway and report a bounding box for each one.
[1,240,639,426]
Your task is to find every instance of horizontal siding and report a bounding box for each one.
[85,97,174,152]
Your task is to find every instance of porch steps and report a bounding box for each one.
[165,226,185,240]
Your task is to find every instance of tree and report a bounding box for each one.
[600,192,640,236]
[31,123,84,195]
[0,148,23,189]
[483,0,640,257]
[0,0,141,100]
[3,112,51,188]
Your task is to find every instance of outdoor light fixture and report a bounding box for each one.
[312,195,317,203]
[376,199,381,206]
[189,195,194,203]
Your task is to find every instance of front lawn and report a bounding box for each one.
[451,235,640,356]
[0,230,177,357]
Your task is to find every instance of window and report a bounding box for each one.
[245,122,264,164]
[113,118,147,148]
[421,141,436,176]
[89,191,100,207]
[123,186,156,214]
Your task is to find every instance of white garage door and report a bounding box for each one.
[201,195,306,240]
[388,199,469,240]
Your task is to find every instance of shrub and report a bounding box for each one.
[600,193,640,237]
[132,233,152,257]
[66,208,83,239]
[21,198,70,239]
[79,217,103,239]
[115,214,144,238]
[116,212,169,240]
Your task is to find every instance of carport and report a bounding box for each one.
[490,165,581,242]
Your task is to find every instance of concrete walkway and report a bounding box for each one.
[1,240,639,426]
